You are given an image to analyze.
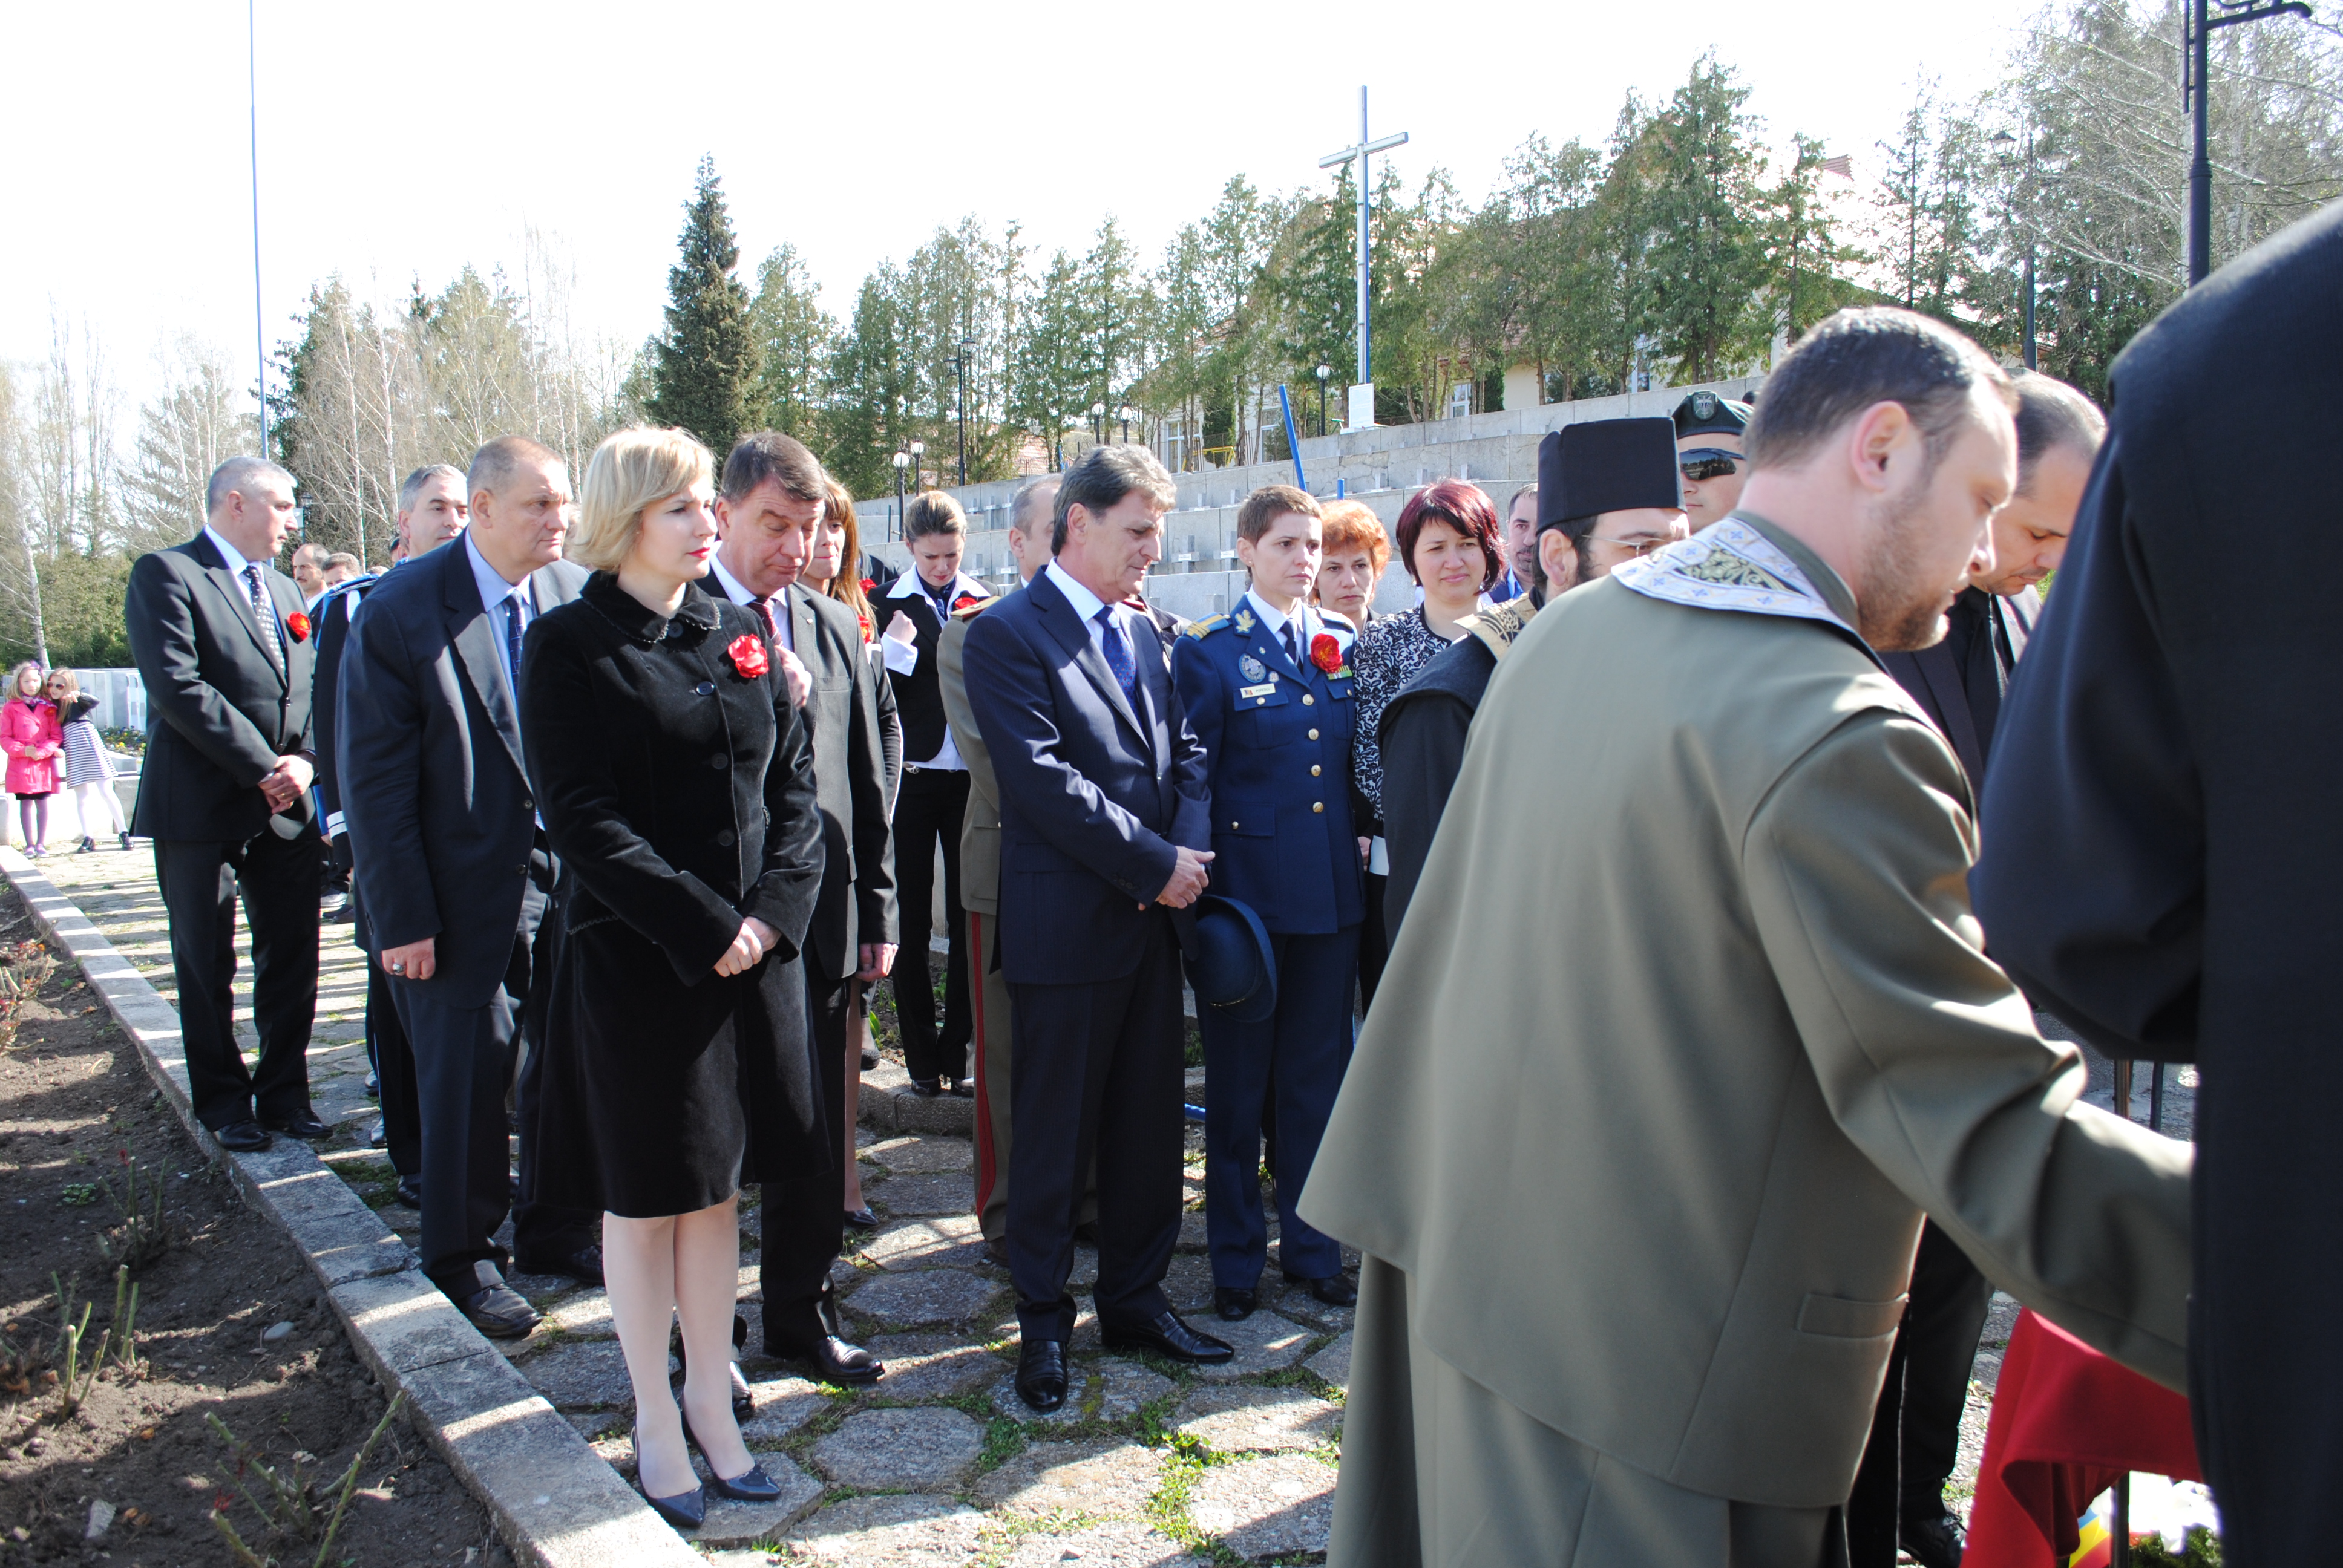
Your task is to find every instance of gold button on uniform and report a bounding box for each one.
[1307,728,1319,740]
[1302,694,1315,706]
[1312,802,1324,813]
[1311,765,1322,776]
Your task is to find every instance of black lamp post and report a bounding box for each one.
[952,338,974,486]
[908,439,926,491]
[891,449,909,540]
[1315,364,1332,437]
[1988,129,2039,371]
[2187,0,2310,286]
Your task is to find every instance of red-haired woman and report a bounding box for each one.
[1346,479,1502,1004]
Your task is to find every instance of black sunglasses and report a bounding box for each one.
[1679,449,1743,482]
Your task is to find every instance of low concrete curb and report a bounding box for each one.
[0,851,699,1568]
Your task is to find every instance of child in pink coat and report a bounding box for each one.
[2,661,62,855]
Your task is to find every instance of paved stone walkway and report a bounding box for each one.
[33,844,2198,1563]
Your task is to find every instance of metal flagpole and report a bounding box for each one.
[248,0,269,451]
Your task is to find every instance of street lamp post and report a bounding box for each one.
[891,450,910,541]
[2186,0,2310,286]
[1117,405,1133,444]
[953,338,974,486]
[909,439,926,491]
[1318,87,1409,431]
[1989,130,2040,371]
[1314,364,1331,437]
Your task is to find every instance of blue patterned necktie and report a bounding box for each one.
[502,592,526,711]
[1096,606,1136,705]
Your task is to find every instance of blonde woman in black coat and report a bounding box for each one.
[519,427,822,1531]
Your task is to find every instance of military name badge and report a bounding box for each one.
[1238,682,1277,699]
[1239,653,1267,682]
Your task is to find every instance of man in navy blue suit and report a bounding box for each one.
[962,443,1232,1411]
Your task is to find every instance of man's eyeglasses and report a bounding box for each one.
[1679,449,1742,483]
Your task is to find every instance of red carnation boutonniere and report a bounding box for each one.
[860,577,876,594]
[953,592,983,612]
[1310,633,1344,674]
[285,611,312,644]
[727,633,770,679]
[857,610,874,643]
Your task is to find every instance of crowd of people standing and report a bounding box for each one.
[107,198,2340,1567]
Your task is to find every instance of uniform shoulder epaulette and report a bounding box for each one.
[1460,594,1540,662]
[951,594,997,621]
[1184,613,1230,639]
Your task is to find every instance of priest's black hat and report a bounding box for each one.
[1536,418,1683,535]
[1672,390,1753,439]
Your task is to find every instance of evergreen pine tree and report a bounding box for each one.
[647,156,758,457]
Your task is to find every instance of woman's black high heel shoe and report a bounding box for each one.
[680,1413,787,1503]
[632,1428,707,1530]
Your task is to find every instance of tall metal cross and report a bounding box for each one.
[1319,87,1407,422]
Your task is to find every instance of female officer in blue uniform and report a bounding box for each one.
[1173,484,1365,1318]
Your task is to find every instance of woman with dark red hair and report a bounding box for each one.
[1347,479,1502,1004]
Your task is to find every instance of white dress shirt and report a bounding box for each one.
[1240,588,1352,666]
[709,556,794,650]
[1045,560,1133,666]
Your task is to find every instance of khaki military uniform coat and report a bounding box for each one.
[1298,515,2192,1566]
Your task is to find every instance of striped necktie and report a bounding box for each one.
[243,564,284,675]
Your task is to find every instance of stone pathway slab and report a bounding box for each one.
[1192,1310,1314,1382]
[810,1406,985,1490]
[845,1267,1001,1328]
[739,1376,829,1445]
[1306,1330,1352,1391]
[989,1356,1174,1426]
[995,1521,1207,1567]
[860,1214,990,1272]
[1187,1453,1337,1558]
[1174,1383,1343,1453]
[520,1336,634,1408]
[869,1169,975,1217]
[972,1436,1165,1518]
[784,1494,987,1565]
[864,1134,974,1173]
[863,1333,1004,1400]
[689,1454,822,1547]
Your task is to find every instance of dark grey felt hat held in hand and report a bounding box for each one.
[1188,894,1278,1025]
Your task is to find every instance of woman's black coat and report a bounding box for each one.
[519,572,824,1218]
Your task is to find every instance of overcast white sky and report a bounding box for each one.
[4,0,2050,413]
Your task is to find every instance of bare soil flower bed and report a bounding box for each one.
[0,882,496,1567]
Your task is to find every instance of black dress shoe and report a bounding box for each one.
[1900,1511,1965,1568]
[946,1078,976,1099]
[1284,1272,1357,1308]
[212,1120,272,1153]
[1017,1338,1068,1411]
[514,1245,603,1286]
[843,1206,879,1230]
[262,1110,332,1141]
[453,1283,541,1339]
[1101,1309,1234,1364]
[775,1333,883,1387]
[860,1047,879,1070]
[907,1076,943,1097]
[1214,1286,1258,1321]
[393,1176,422,1209]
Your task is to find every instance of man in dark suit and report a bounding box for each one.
[1856,370,2103,1568]
[877,492,989,1096]
[707,430,898,1385]
[313,463,469,1201]
[962,443,1232,1413]
[337,436,599,1336]
[1973,206,2343,1566]
[126,457,326,1154]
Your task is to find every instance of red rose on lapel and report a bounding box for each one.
[727,633,770,679]
[953,593,982,612]
[285,611,312,643]
[1310,633,1343,673]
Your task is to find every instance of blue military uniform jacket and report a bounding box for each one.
[1172,594,1365,936]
